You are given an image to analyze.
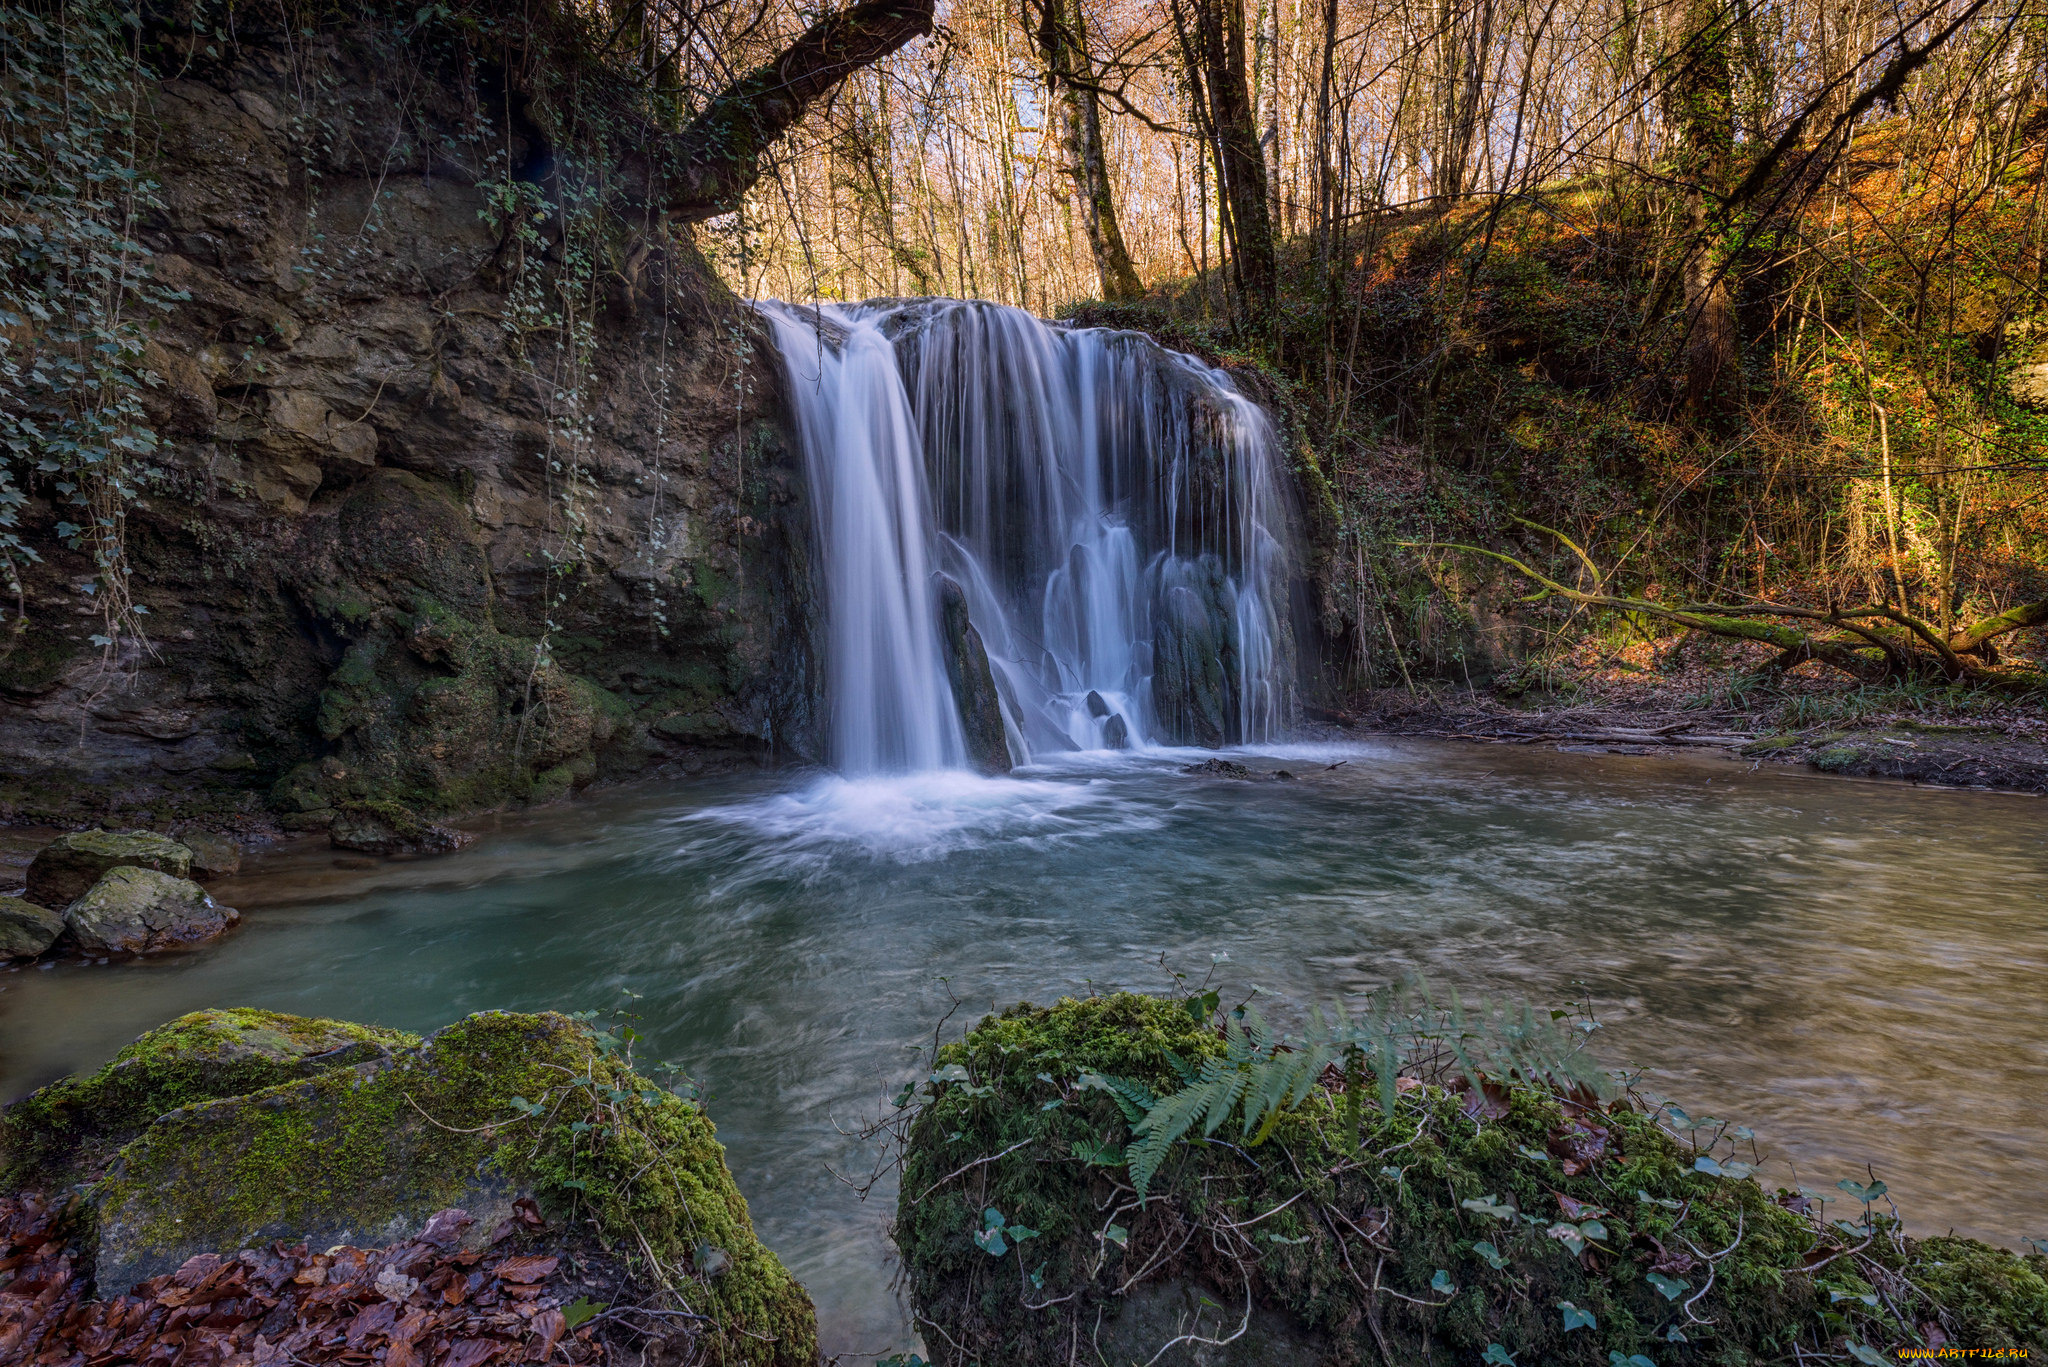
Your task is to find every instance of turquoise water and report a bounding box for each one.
[5,739,2045,1355]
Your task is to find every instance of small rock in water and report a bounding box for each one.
[62,867,240,956]
[1103,714,1131,749]
[1181,758,1255,780]
[1086,690,1112,719]
[176,832,243,881]
[0,896,64,961]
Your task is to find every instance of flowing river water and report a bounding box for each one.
[4,742,2045,1356]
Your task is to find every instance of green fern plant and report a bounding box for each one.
[1101,989,1612,1198]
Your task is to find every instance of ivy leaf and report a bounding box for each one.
[1645,1271,1690,1300]
[1559,1301,1596,1331]
[1462,1194,1517,1221]
[1473,1240,1507,1270]
[1845,1344,1888,1366]
[1430,1269,1454,1294]
[1609,1355,1656,1367]
[1547,1222,1588,1256]
[562,1298,605,1330]
[1636,1188,1682,1210]
[1482,1345,1517,1366]
[1837,1178,1887,1204]
[1102,1223,1129,1249]
[972,1226,1008,1257]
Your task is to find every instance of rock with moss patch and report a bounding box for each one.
[328,803,471,855]
[81,1010,818,1363]
[0,895,63,961]
[62,867,239,956]
[1,1008,415,1190]
[24,830,194,909]
[899,993,2048,1366]
[176,832,242,880]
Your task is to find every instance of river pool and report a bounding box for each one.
[4,739,2045,1356]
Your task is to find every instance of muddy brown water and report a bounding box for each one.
[4,740,2044,1357]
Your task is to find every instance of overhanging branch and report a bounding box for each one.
[619,0,936,222]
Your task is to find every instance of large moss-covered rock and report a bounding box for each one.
[74,1010,816,1365]
[0,895,63,960]
[1,1008,415,1191]
[62,866,239,955]
[898,994,2048,1366]
[24,830,194,909]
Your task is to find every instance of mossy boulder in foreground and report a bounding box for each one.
[897,994,2048,1365]
[3,1008,818,1366]
[1,1007,415,1191]
[23,829,193,909]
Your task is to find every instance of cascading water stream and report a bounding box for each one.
[758,298,1298,775]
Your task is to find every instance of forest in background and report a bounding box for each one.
[5,0,2046,753]
[689,0,2048,705]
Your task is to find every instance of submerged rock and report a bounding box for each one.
[17,1008,818,1362]
[328,803,472,856]
[0,895,63,961]
[62,867,239,955]
[176,831,242,880]
[23,829,193,909]
[0,1008,413,1190]
[898,994,2048,1366]
[936,573,1013,775]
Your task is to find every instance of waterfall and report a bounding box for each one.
[758,298,1297,776]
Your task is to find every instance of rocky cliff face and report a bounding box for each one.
[0,15,820,833]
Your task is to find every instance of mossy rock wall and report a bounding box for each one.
[7,1008,817,1367]
[896,994,2048,1366]
[0,9,824,830]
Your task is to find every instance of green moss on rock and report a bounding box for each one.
[898,994,2048,1365]
[24,829,194,909]
[62,866,240,955]
[1,1008,415,1191]
[76,1010,815,1365]
[0,895,64,960]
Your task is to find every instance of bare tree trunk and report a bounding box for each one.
[1031,0,1147,300]
[1177,0,1279,313]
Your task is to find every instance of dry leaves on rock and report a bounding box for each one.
[0,1193,621,1366]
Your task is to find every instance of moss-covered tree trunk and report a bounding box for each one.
[1032,0,1146,302]
[1668,0,1739,415]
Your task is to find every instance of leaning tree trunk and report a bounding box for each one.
[618,0,937,222]
[1033,0,1146,301]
